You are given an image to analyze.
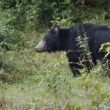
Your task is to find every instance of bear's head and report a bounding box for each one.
[35,26,60,52]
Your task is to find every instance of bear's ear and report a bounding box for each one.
[51,26,60,33]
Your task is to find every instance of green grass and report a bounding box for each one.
[1,30,110,110]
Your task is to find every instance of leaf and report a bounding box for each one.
[94,85,101,92]
[64,0,71,4]
[105,47,110,53]
[63,101,75,110]
[101,93,109,99]
[76,106,82,110]
[99,42,110,52]
[64,102,71,110]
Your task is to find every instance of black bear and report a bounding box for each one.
[35,24,110,76]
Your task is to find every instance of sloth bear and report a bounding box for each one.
[35,24,110,76]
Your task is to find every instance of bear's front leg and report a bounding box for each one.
[69,62,83,76]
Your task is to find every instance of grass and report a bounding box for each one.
[0,29,110,110]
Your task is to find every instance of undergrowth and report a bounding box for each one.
[0,29,110,110]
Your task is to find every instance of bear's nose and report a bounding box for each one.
[35,45,45,52]
[35,40,46,52]
[35,45,42,52]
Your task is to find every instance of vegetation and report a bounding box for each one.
[0,0,110,110]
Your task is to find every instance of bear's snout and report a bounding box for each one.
[35,40,46,52]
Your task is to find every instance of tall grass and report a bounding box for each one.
[0,29,110,110]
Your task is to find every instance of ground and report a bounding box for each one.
[0,29,110,110]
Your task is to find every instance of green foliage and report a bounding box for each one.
[1,28,110,110]
[0,0,108,28]
[99,42,110,52]
[76,34,94,74]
